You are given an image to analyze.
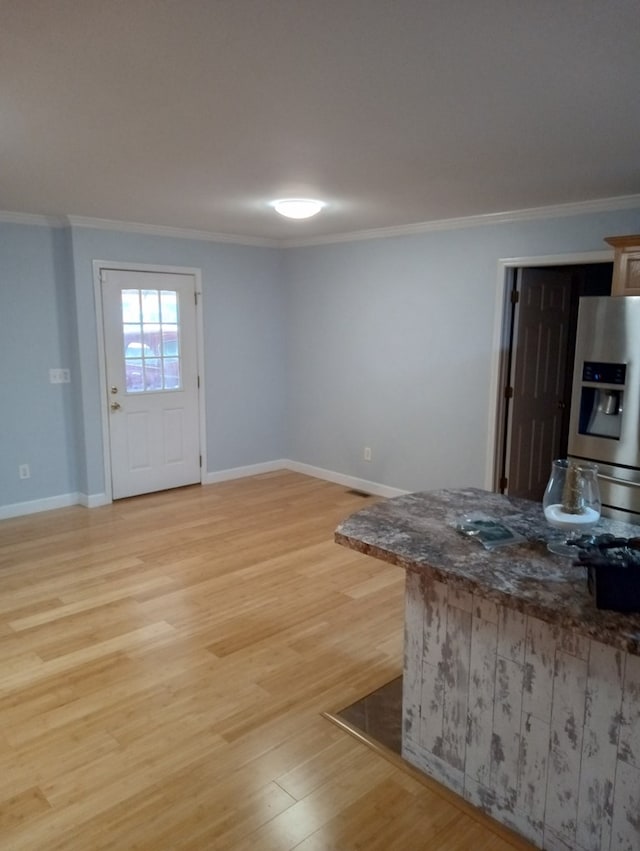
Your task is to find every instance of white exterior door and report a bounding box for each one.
[101,269,201,499]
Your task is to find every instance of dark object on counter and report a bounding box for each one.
[574,534,640,612]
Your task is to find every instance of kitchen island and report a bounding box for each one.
[335,488,640,851]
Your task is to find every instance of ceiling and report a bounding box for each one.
[1,0,639,243]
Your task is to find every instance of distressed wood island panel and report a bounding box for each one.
[335,488,640,851]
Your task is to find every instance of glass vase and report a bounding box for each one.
[542,459,601,556]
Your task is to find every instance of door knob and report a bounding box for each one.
[110,401,121,411]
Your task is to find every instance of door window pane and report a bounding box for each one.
[122,288,182,393]
[141,290,160,323]
[160,291,177,323]
[163,357,181,389]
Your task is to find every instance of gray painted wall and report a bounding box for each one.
[284,208,640,492]
[1,224,286,507]
[68,227,286,498]
[2,205,640,512]
[0,224,78,507]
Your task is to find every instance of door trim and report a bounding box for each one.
[485,250,613,492]
[93,260,206,503]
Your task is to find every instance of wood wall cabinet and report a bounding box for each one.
[605,234,640,295]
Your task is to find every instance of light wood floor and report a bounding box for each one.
[0,472,535,850]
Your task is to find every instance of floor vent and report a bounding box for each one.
[346,489,371,498]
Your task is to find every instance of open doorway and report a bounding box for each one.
[494,262,612,501]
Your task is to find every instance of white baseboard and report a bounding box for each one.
[202,458,406,498]
[78,492,110,508]
[0,461,405,520]
[283,460,408,498]
[0,492,81,520]
[202,459,288,485]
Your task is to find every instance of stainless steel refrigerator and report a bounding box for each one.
[568,295,640,522]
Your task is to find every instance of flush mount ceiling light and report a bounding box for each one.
[271,198,326,219]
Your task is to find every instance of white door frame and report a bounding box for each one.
[485,249,613,492]
[93,260,207,503]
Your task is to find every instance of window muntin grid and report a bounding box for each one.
[122,289,181,392]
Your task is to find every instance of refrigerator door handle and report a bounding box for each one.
[598,473,640,489]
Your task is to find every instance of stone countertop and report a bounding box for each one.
[335,487,640,656]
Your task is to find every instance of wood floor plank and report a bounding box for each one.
[0,472,535,849]
[0,785,52,831]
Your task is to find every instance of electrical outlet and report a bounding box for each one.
[363,447,372,462]
[49,368,71,384]
[19,464,30,479]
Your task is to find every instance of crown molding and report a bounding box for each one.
[280,194,640,248]
[1,193,638,247]
[0,210,66,227]
[65,215,280,247]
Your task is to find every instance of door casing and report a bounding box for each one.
[93,260,206,503]
[486,250,613,492]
